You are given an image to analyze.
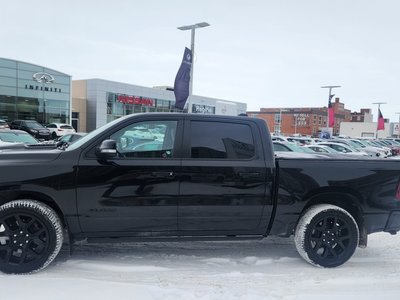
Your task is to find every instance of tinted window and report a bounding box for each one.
[60,125,73,129]
[190,121,255,159]
[25,121,43,129]
[110,120,177,158]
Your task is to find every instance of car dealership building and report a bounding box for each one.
[0,58,247,133]
[73,79,247,132]
[0,57,71,125]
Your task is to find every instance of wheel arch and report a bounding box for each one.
[300,189,367,247]
[0,191,66,228]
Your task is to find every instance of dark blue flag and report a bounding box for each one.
[174,47,192,110]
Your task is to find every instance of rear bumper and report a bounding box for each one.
[384,211,400,233]
[364,211,400,234]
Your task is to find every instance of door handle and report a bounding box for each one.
[151,171,174,178]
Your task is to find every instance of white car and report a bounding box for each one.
[303,144,341,154]
[46,123,76,139]
[0,119,10,130]
[317,142,369,156]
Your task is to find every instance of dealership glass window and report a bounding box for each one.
[0,95,69,124]
[0,59,17,68]
[190,121,255,159]
[106,92,173,120]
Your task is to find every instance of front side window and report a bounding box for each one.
[311,146,328,153]
[110,120,177,158]
[190,121,255,159]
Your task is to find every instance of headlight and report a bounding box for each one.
[30,129,38,133]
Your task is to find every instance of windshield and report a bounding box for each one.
[26,121,44,129]
[0,132,38,144]
[66,115,131,151]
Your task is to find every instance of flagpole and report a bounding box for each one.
[321,85,341,136]
[372,102,387,138]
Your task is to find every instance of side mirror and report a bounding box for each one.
[96,139,117,159]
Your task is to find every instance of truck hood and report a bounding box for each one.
[0,147,62,163]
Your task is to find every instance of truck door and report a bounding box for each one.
[76,117,182,235]
[178,118,274,235]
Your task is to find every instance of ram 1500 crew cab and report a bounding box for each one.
[0,113,399,273]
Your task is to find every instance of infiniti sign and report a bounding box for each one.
[32,72,55,84]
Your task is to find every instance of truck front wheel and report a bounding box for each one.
[0,200,63,274]
[294,204,359,268]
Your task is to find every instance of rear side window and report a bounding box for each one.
[190,121,255,159]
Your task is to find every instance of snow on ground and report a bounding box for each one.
[1,232,400,299]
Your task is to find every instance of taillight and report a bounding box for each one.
[57,129,64,131]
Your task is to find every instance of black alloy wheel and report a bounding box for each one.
[295,204,359,268]
[0,200,63,274]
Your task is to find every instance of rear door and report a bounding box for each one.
[178,117,273,235]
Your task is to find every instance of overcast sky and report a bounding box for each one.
[2,0,400,121]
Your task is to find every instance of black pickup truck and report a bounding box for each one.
[0,113,400,274]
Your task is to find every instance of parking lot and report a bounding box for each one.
[1,232,400,299]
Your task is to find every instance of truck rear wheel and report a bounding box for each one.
[0,200,63,274]
[294,204,359,268]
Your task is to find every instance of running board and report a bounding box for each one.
[87,235,264,243]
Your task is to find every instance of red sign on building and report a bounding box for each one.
[117,95,154,106]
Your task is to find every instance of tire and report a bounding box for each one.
[0,200,63,274]
[52,132,58,140]
[294,204,359,268]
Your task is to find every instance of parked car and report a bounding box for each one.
[272,141,314,153]
[286,136,315,145]
[0,129,39,145]
[0,119,10,130]
[317,142,369,156]
[364,139,392,157]
[333,138,387,158]
[303,144,341,154]
[379,140,400,156]
[45,123,76,139]
[0,129,58,151]
[9,120,51,140]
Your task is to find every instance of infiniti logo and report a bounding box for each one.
[32,72,55,84]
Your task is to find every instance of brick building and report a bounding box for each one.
[247,98,351,136]
[350,108,373,123]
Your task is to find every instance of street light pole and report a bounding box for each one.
[372,102,387,138]
[294,114,298,135]
[321,86,341,135]
[396,112,400,138]
[278,109,288,135]
[177,22,210,113]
